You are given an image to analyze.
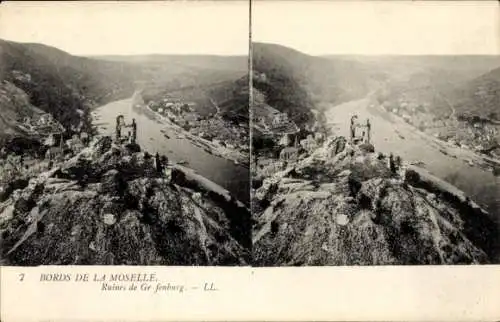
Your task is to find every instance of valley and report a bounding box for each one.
[251,42,500,264]
[0,39,251,265]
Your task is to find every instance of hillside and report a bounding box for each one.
[252,43,387,127]
[371,56,500,158]
[0,81,47,140]
[206,76,249,125]
[450,66,500,121]
[0,39,250,163]
[252,43,315,127]
[371,56,500,120]
[253,137,498,265]
[92,54,246,93]
[0,39,143,135]
[324,55,500,87]
[144,76,249,124]
[0,136,250,265]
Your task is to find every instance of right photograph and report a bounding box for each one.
[251,0,500,265]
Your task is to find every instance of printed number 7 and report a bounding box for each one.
[19,273,24,281]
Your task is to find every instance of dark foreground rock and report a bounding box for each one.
[253,137,498,265]
[0,136,249,265]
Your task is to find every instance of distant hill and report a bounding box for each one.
[91,54,247,73]
[94,54,247,94]
[450,66,500,121]
[141,74,249,126]
[323,55,500,85]
[372,55,500,121]
[207,76,249,125]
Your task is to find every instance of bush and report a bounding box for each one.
[252,178,264,189]
[405,169,420,186]
[252,136,276,151]
[359,143,375,153]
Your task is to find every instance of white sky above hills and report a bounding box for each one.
[1,1,498,56]
[0,1,249,56]
[253,0,500,55]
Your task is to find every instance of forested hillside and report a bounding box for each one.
[0,39,143,135]
[252,42,387,127]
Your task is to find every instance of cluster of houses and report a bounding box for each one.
[446,123,500,154]
[43,131,89,163]
[254,131,325,177]
[20,113,65,136]
[388,98,435,129]
[253,103,323,169]
[12,70,32,83]
[390,97,500,155]
[253,104,299,135]
[383,96,500,159]
[277,132,326,162]
[148,94,249,156]
[149,96,200,127]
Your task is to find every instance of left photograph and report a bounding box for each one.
[0,1,250,265]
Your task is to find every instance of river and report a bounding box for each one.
[92,94,250,205]
[325,97,500,253]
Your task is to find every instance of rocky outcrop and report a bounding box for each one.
[253,137,497,265]
[0,136,249,265]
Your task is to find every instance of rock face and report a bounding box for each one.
[0,136,249,265]
[253,137,497,265]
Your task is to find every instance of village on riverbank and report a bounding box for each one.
[143,90,249,167]
[368,93,500,175]
[376,87,500,162]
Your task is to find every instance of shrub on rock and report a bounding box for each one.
[359,143,375,153]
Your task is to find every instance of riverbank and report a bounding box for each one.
[325,96,500,221]
[137,94,249,167]
[366,99,500,173]
[92,93,250,205]
[145,105,249,167]
[91,95,249,205]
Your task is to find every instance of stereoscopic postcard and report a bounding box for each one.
[1,1,499,321]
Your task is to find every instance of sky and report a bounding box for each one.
[0,1,249,56]
[1,1,498,56]
[253,0,500,55]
